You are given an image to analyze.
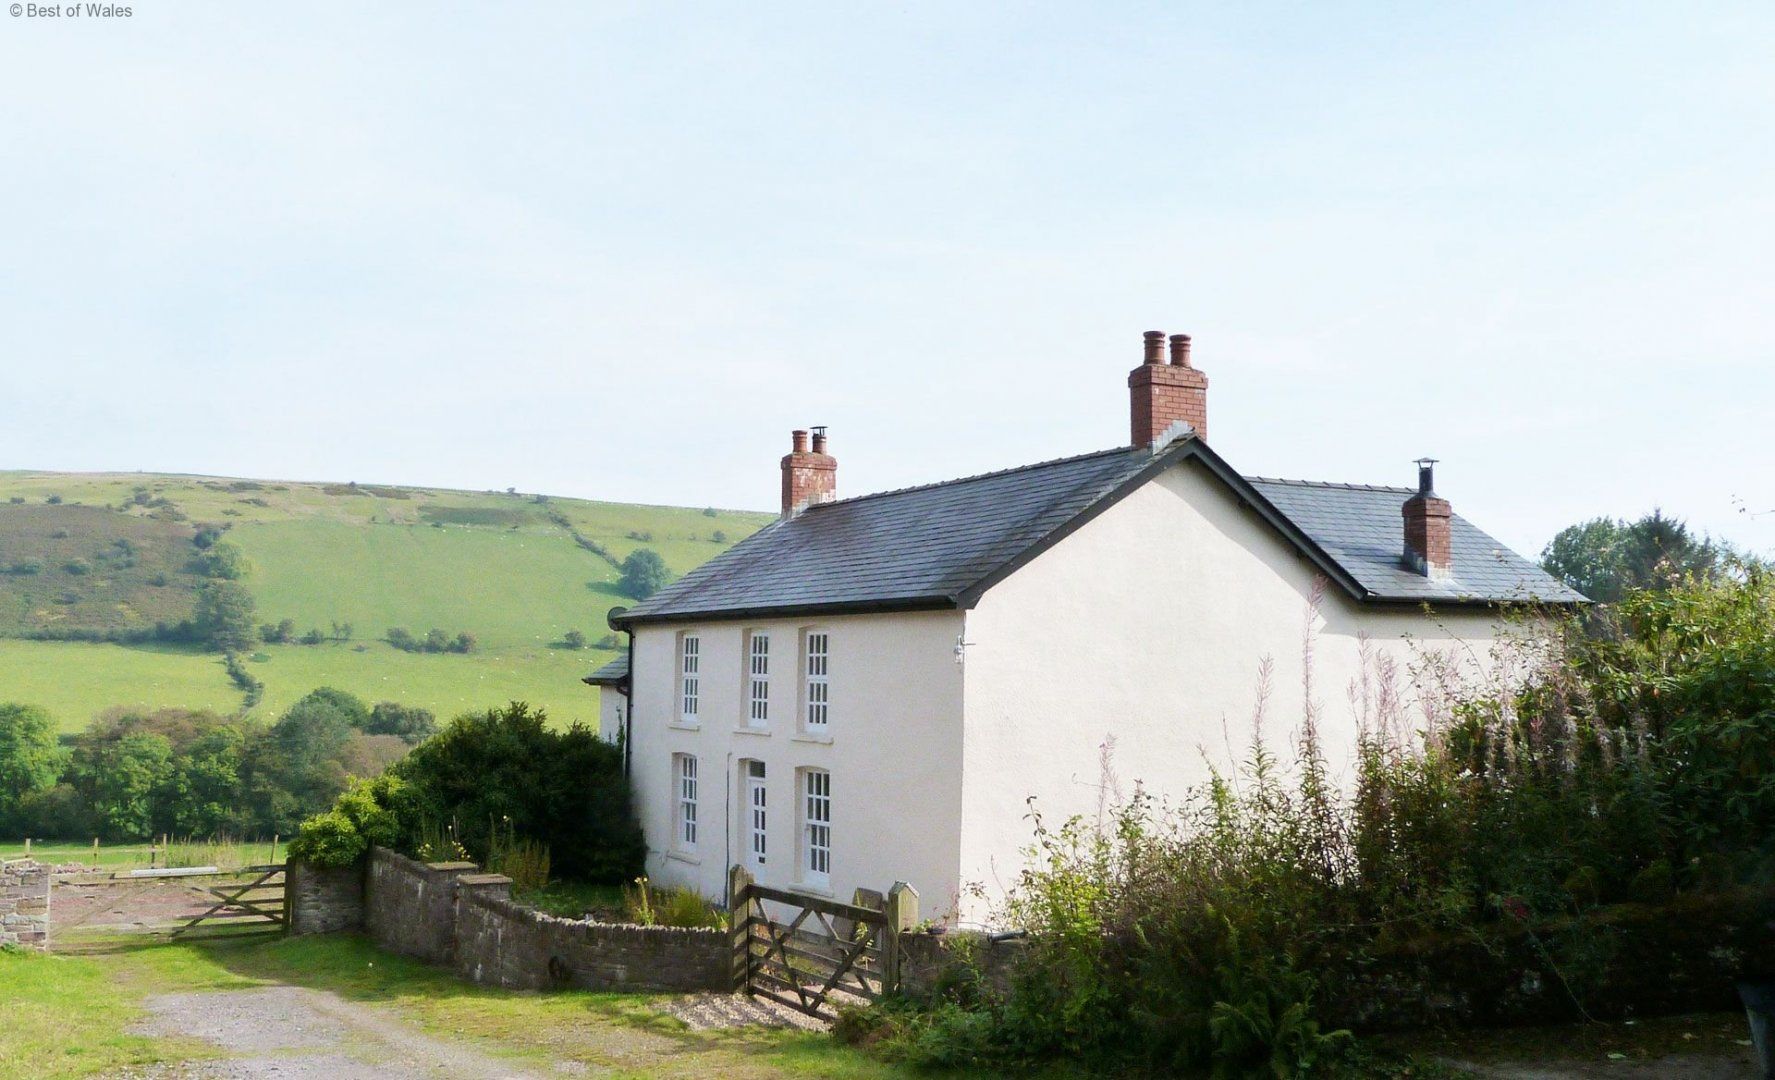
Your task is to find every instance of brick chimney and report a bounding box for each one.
[1128,330,1209,447]
[781,426,837,519]
[1402,459,1452,578]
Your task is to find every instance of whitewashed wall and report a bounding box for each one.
[626,609,966,912]
[596,681,625,744]
[957,460,1508,923]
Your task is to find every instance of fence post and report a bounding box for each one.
[883,881,919,994]
[728,864,754,993]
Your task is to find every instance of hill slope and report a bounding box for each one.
[0,471,771,732]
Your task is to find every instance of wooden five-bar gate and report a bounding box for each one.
[729,866,918,1022]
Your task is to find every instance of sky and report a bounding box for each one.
[1,2,1771,559]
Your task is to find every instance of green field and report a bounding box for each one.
[0,471,770,733]
[0,640,243,728]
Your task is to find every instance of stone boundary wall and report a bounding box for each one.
[286,860,364,936]
[900,930,1028,1000]
[0,858,50,950]
[455,888,728,992]
[289,847,728,994]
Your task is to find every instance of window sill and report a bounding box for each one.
[667,850,702,866]
[790,732,833,745]
[667,721,701,732]
[732,726,771,737]
[790,881,834,899]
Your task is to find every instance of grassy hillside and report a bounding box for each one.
[0,471,771,732]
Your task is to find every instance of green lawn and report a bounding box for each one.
[0,933,943,1080]
[0,640,242,733]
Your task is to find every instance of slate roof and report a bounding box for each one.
[1246,478,1585,605]
[582,654,629,686]
[614,438,1582,626]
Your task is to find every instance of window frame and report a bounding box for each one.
[674,753,699,851]
[677,632,701,725]
[801,628,830,734]
[745,759,767,869]
[799,767,831,888]
[745,630,770,728]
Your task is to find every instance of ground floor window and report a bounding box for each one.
[800,768,830,885]
[674,753,698,849]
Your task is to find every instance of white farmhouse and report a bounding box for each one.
[590,332,1582,924]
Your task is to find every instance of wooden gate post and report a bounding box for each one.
[728,865,754,993]
[883,881,919,994]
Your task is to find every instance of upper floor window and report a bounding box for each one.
[747,631,770,727]
[803,630,829,732]
[674,753,699,850]
[678,633,700,723]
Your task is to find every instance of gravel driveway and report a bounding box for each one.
[116,986,542,1079]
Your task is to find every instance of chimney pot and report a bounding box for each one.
[1129,329,1209,446]
[781,427,837,519]
[1142,330,1166,365]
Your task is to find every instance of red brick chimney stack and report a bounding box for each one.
[1402,459,1453,578]
[1129,329,1209,447]
[781,427,837,519]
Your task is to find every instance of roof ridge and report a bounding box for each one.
[1244,475,1415,494]
[807,445,1140,511]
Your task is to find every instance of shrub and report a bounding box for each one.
[562,629,587,650]
[288,810,367,868]
[622,877,721,928]
[392,702,643,882]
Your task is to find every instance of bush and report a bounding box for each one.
[287,809,367,868]
[622,877,722,928]
[392,702,643,882]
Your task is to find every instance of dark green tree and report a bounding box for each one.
[392,702,643,881]
[618,548,670,600]
[365,702,437,745]
[0,703,61,833]
[75,732,174,839]
[1541,510,1743,603]
[195,580,258,652]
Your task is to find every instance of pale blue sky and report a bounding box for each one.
[2,2,1770,559]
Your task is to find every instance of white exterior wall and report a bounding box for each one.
[626,610,967,912]
[596,681,626,744]
[957,460,1506,921]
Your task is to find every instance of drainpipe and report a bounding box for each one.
[607,606,635,778]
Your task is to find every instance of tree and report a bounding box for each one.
[387,627,416,650]
[1541,510,1743,603]
[618,548,670,600]
[164,725,247,836]
[195,581,258,652]
[199,541,249,580]
[0,703,61,833]
[365,702,437,745]
[261,618,297,644]
[562,630,587,650]
[75,732,174,839]
[424,628,451,653]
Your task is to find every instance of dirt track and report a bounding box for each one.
[117,986,541,1079]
